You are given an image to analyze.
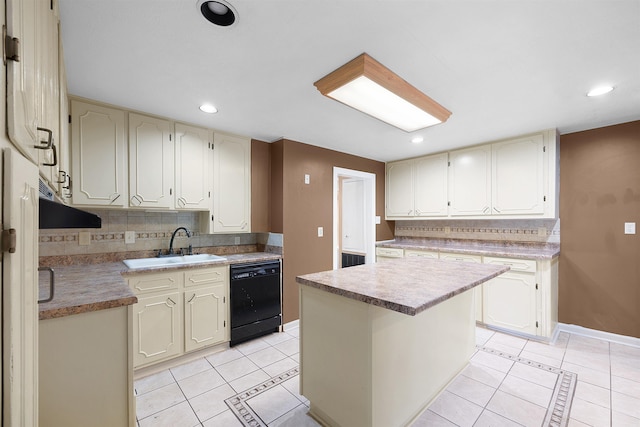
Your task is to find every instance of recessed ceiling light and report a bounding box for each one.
[199,104,218,114]
[587,85,614,97]
[411,136,424,144]
[198,0,237,27]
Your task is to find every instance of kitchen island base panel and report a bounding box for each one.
[300,286,475,427]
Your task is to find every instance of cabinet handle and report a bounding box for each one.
[130,195,142,206]
[416,209,421,215]
[38,267,55,304]
[35,127,53,149]
[42,143,57,167]
[493,207,501,213]
[110,194,121,204]
[57,170,67,184]
[187,294,196,303]
[483,206,490,214]
[167,297,176,305]
[407,210,413,215]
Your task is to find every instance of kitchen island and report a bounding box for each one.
[296,258,509,427]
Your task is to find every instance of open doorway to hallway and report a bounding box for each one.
[332,167,376,269]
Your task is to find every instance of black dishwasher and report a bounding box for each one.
[230,261,282,346]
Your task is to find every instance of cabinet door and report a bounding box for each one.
[175,123,211,210]
[37,0,60,186]
[184,284,228,352]
[414,153,449,217]
[129,113,174,208]
[448,145,491,216]
[70,100,127,206]
[6,0,40,164]
[483,272,537,335]
[385,160,414,218]
[213,133,251,232]
[492,135,544,215]
[3,148,40,427]
[133,292,182,367]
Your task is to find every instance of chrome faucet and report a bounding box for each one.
[168,227,191,255]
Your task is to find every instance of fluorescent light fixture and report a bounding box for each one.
[411,136,424,144]
[314,53,451,132]
[199,103,218,114]
[587,85,614,97]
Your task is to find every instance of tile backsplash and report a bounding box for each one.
[39,209,266,256]
[394,219,560,244]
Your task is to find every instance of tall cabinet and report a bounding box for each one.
[212,133,251,233]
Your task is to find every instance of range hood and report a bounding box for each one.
[39,179,102,229]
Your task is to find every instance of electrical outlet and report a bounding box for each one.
[318,227,323,237]
[78,231,91,246]
[624,222,636,235]
[234,236,241,244]
[125,231,136,244]
[444,226,451,234]
[538,227,547,237]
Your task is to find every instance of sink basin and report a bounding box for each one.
[123,254,227,269]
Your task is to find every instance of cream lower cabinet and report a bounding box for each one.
[482,256,558,338]
[133,292,183,367]
[129,265,229,369]
[439,252,483,322]
[375,247,404,262]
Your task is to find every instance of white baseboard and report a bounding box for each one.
[558,323,640,348]
[284,319,300,330]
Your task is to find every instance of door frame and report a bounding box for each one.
[332,167,376,269]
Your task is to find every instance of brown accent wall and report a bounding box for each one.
[251,139,271,232]
[270,140,284,234]
[559,120,640,338]
[277,139,394,322]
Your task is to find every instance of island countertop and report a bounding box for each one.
[296,258,509,316]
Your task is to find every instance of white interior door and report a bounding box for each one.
[3,148,39,427]
[341,179,365,254]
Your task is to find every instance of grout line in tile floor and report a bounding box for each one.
[135,326,640,427]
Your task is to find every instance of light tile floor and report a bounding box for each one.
[135,326,640,427]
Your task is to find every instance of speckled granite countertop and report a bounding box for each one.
[296,258,509,316]
[39,252,281,320]
[377,238,559,260]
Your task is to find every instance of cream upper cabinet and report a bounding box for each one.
[70,100,127,207]
[212,133,251,233]
[448,145,492,216]
[386,130,558,220]
[6,0,40,164]
[128,113,174,208]
[386,160,414,217]
[492,135,544,215]
[175,123,212,210]
[414,153,449,217]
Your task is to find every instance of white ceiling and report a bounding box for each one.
[59,0,640,162]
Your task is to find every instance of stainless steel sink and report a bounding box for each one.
[123,254,227,269]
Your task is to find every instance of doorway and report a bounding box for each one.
[332,167,376,269]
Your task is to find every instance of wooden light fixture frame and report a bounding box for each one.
[314,53,452,128]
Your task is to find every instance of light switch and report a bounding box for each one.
[375,216,381,225]
[125,231,135,244]
[624,222,636,235]
[317,227,323,237]
[304,174,310,184]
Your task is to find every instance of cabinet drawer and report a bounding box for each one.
[404,249,438,259]
[483,256,536,273]
[375,247,404,258]
[439,252,482,263]
[185,266,228,288]
[128,271,182,294]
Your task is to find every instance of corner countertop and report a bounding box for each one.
[39,252,281,320]
[296,258,509,316]
[377,238,560,260]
